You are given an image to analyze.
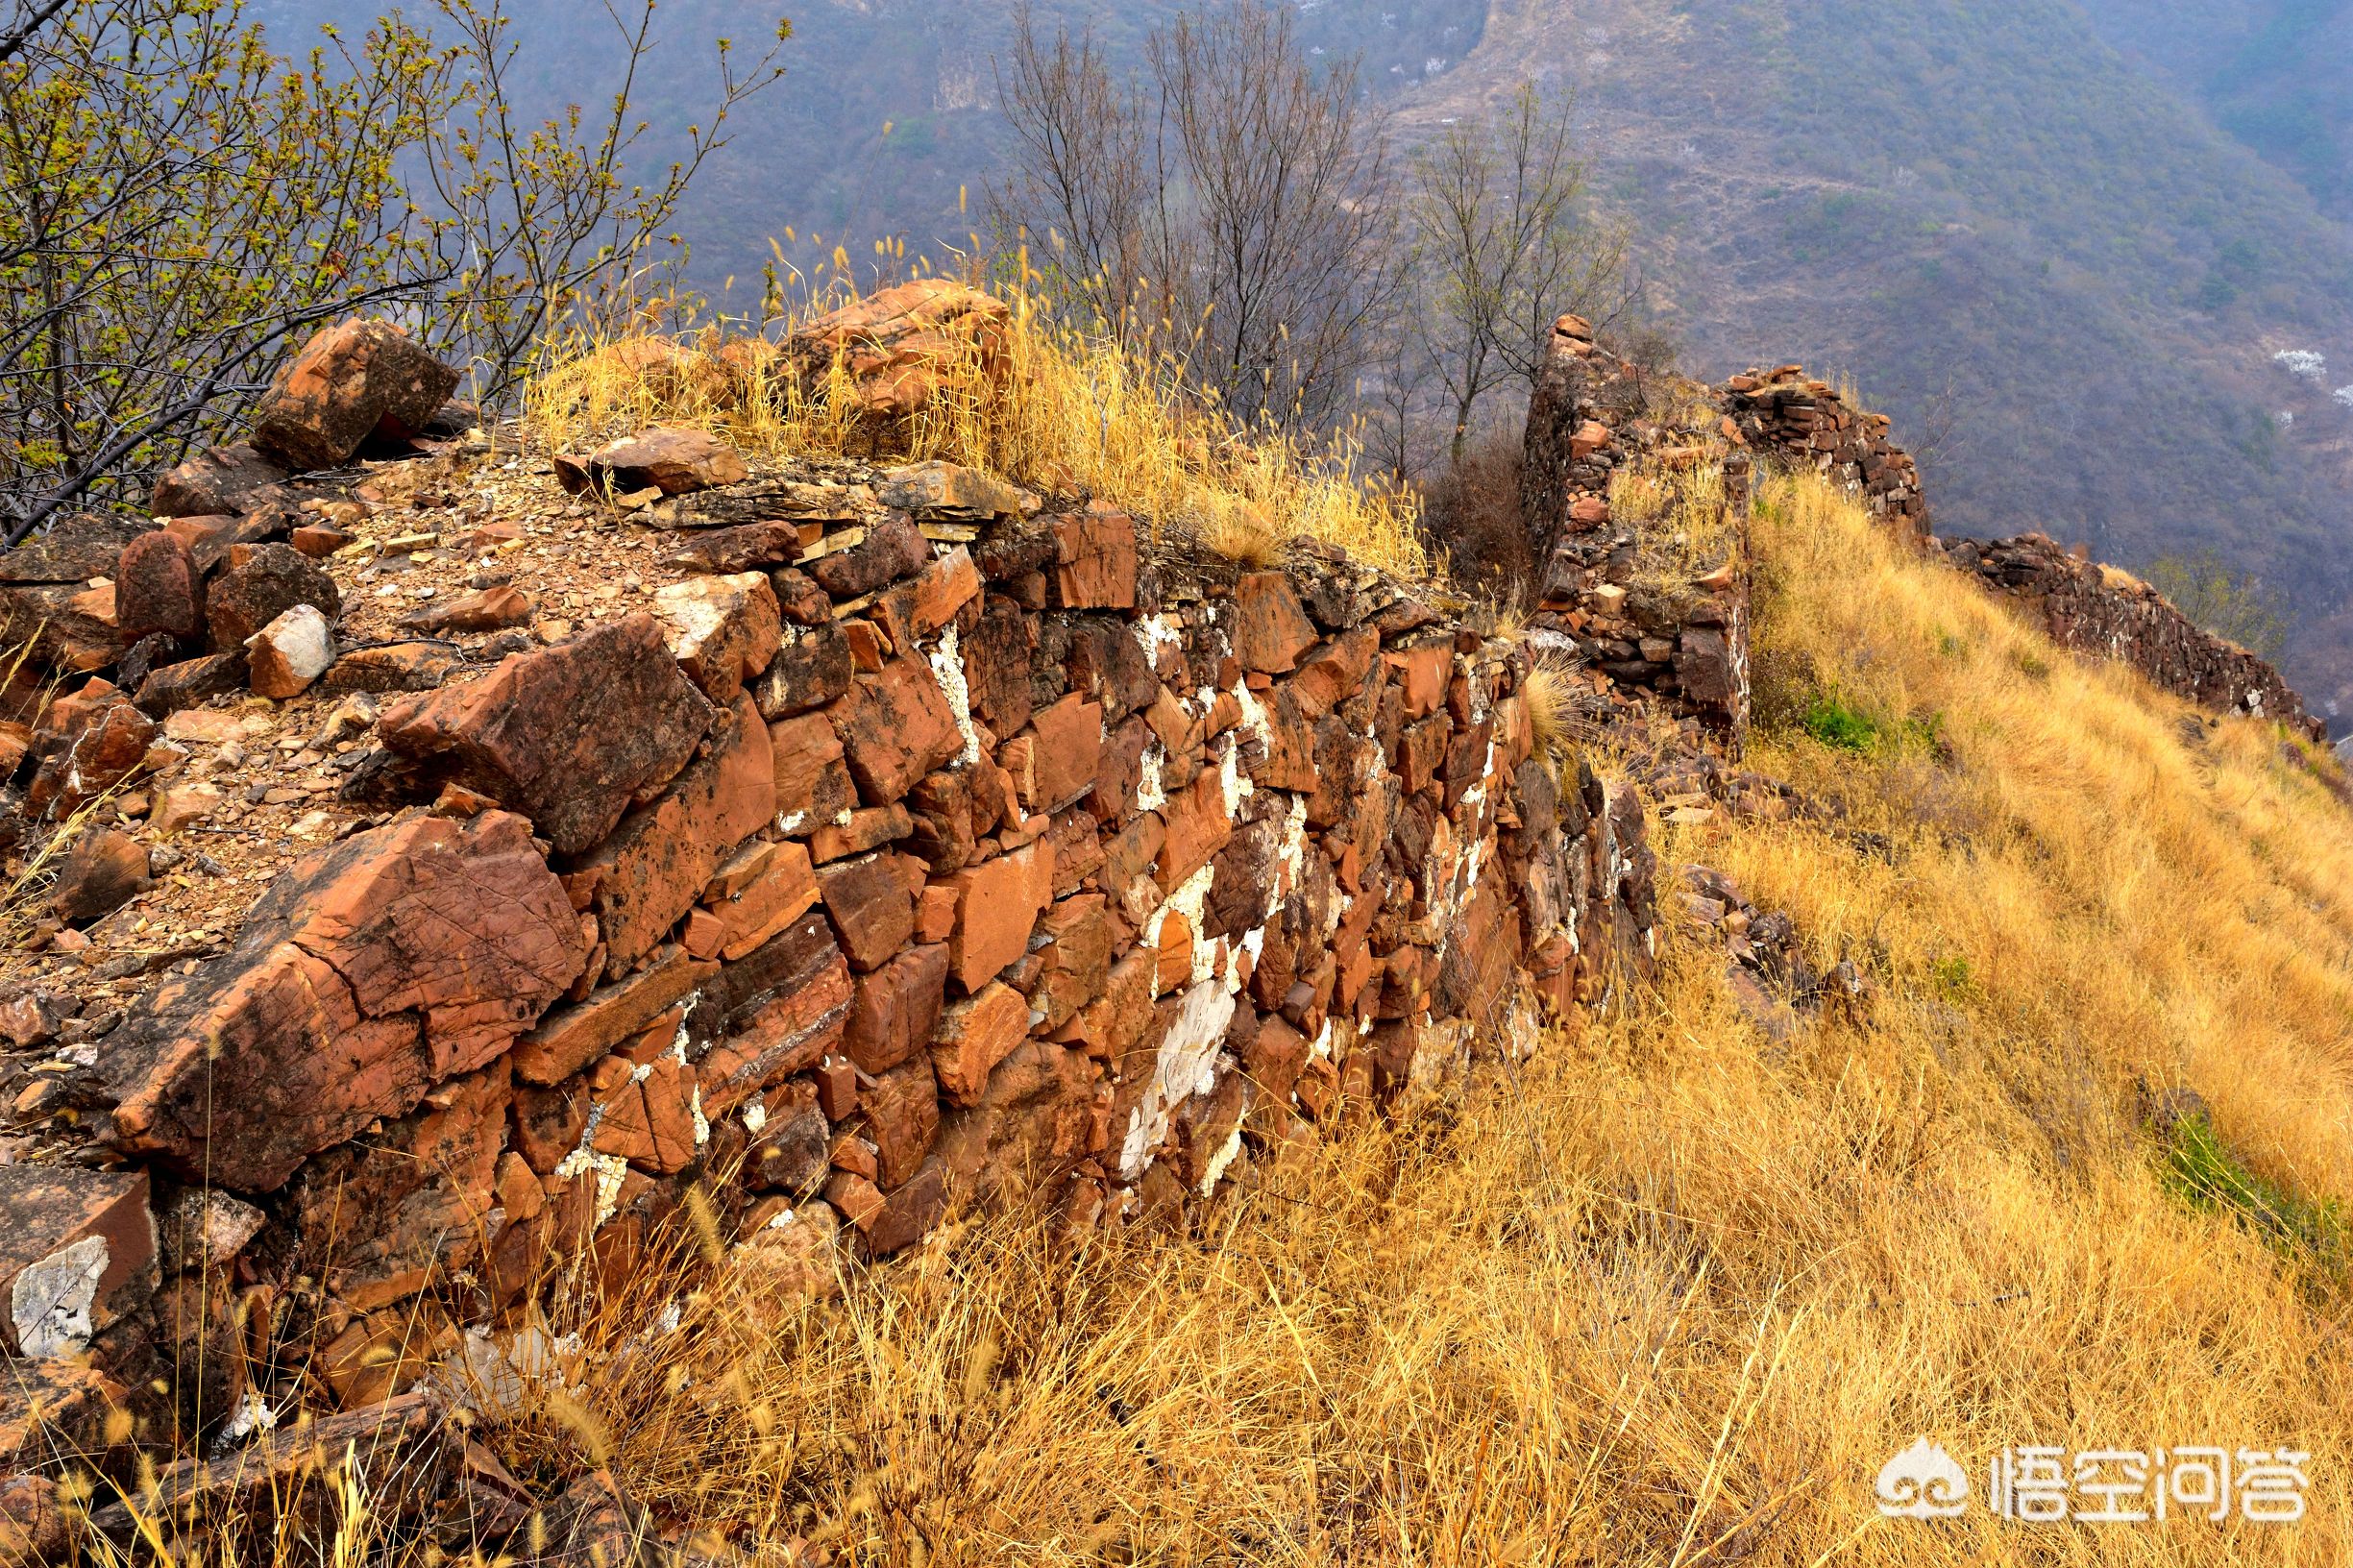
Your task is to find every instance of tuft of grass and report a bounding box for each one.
[1522,651,1598,784]
[1192,493,1295,570]
[521,281,1434,583]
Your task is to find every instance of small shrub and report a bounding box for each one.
[1419,427,1532,603]
[1800,695,1882,752]
[2157,1111,2349,1273]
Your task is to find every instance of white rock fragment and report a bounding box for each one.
[12,1236,108,1358]
[245,603,335,698]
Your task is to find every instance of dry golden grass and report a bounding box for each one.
[1521,651,1597,783]
[519,286,1431,583]
[1191,493,1297,571]
[1611,459,1736,589]
[434,471,2352,1564]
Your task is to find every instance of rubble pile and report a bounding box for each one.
[1944,534,2326,742]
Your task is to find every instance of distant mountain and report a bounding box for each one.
[1405,0,2353,719]
[2076,0,2353,224]
[259,0,2353,723]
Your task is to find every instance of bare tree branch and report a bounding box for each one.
[0,0,71,63]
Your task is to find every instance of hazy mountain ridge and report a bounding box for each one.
[259,0,2353,720]
[2076,0,2353,225]
[1434,0,2353,720]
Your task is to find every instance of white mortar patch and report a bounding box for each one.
[1200,1122,1246,1194]
[927,623,981,767]
[1118,978,1235,1180]
[1136,741,1167,814]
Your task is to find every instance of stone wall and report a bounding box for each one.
[1944,533,2326,741]
[0,309,1657,1475]
[1518,314,1753,742]
[1720,365,1930,547]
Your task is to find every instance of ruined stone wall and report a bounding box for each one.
[1518,315,1752,743]
[1944,533,2326,741]
[1524,337,2325,747]
[0,310,1658,1470]
[1715,368,2324,738]
[1719,366,1930,547]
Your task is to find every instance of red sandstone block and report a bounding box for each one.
[1229,572,1316,674]
[814,1057,859,1120]
[863,1059,941,1187]
[1154,766,1231,891]
[916,882,959,943]
[824,1170,886,1230]
[769,709,856,835]
[651,572,782,703]
[1072,948,1157,1062]
[841,618,888,672]
[697,951,852,1114]
[585,693,774,975]
[1024,693,1102,811]
[864,1161,951,1256]
[1154,910,1194,994]
[874,546,979,648]
[591,1055,698,1173]
[1385,642,1452,721]
[1054,505,1138,609]
[830,655,962,805]
[706,839,820,960]
[943,839,1054,992]
[818,854,916,971]
[810,802,914,863]
[931,980,1031,1105]
[845,943,950,1073]
[680,907,727,960]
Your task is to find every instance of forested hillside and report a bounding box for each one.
[2078,0,2353,223]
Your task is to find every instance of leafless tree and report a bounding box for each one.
[992,12,1156,331]
[1406,84,1635,463]
[993,0,1403,429]
[1905,368,1968,488]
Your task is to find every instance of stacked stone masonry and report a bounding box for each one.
[1516,314,1753,744]
[1523,316,2326,748]
[1719,366,1929,548]
[0,310,1659,1483]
